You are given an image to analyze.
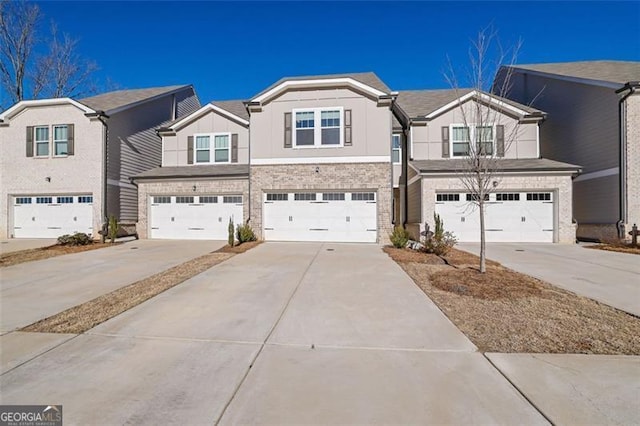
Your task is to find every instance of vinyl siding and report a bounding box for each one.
[250,88,392,160]
[407,179,422,224]
[574,175,619,223]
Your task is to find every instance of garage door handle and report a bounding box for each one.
[47,227,62,229]
[366,201,376,204]
[367,229,376,232]
[311,201,329,204]
[521,217,526,222]
[188,227,204,230]
[309,228,328,231]
[486,229,503,231]
[265,227,274,230]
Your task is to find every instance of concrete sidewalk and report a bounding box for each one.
[0,239,224,332]
[458,242,640,316]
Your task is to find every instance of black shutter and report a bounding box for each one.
[67,124,74,155]
[187,136,194,164]
[231,133,238,163]
[496,125,505,157]
[26,126,34,157]
[284,112,292,148]
[441,127,449,158]
[344,109,352,146]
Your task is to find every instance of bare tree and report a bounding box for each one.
[444,27,523,273]
[0,0,99,109]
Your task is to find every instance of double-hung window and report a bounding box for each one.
[392,134,401,164]
[35,126,49,157]
[451,125,495,157]
[54,125,69,156]
[476,126,493,155]
[451,126,470,157]
[194,133,230,164]
[294,107,343,147]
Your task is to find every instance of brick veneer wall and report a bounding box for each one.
[136,178,249,239]
[249,163,393,244]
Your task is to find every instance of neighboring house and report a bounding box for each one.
[0,85,199,239]
[133,72,396,243]
[393,89,581,243]
[133,101,250,240]
[495,61,640,241]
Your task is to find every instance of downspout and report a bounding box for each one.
[92,112,110,235]
[245,104,252,225]
[616,83,637,239]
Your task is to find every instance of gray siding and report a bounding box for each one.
[407,179,422,224]
[177,89,200,118]
[574,175,619,223]
[106,87,199,222]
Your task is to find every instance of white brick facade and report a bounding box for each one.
[135,178,249,239]
[413,174,575,243]
[249,163,393,244]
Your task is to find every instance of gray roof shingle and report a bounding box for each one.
[396,88,543,119]
[511,61,640,85]
[411,158,581,173]
[253,72,391,99]
[133,164,249,180]
[210,100,249,121]
[79,85,191,113]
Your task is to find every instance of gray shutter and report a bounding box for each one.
[231,133,238,163]
[344,109,352,146]
[496,125,505,157]
[284,112,292,148]
[441,127,449,158]
[26,126,34,157]
[67,124,74,155]
[187,136,194,164]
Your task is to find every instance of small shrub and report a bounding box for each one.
[389,226,410,248]
[57,232,92,246]
[228,218,235,247]
[423,213,457,256]
[108,215,118,243]
[236,223,257,243]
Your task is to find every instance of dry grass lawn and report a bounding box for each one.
[384,246,640,355]
[1,242,118,267]
[585,243,640,255]
[23,242,261,334]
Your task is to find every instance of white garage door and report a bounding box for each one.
[13,195,93,238]
[263,191,377,243]
[435,192,554,242]
[149,195,243,240]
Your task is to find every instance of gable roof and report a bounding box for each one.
[79,85,192,114]
[159,99,249,132]
[0,98,96,121]
[251,72,391,104]
[509,61,640,86]
[395,88,543,120]
[211,100,249,121]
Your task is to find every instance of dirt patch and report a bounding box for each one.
[383,247,445,264]
[387,246,640,355]
[585,243,640,255]
[217,240,262,254]
[1,243,119,267]
[21,244,255,334]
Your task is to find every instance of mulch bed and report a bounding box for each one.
[1,243,119,267]
[384,246,640,355]
[22,242,260,334]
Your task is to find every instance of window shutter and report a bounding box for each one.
[231,133,238,163]
[67,124,75,155]
[284,112,292,148]
[441,127,449,158]
[344,109,352,146]
[187,136,194,164]
[496,125,505,157]
[26,126,34,157]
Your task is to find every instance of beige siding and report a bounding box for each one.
[106,88,199,223]
[410,99,539,160]
[407,179,422,224]
[251,88,392,160]
[163,109,249,167]
[0,103,105,237]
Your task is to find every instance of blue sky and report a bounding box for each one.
[37,1,640,103]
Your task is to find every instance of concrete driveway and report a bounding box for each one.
[0,238,57,254]
[458,242,640,316]
[0,243,550,425]
[0,239,224,332]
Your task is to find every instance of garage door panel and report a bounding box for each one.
[150,195,243,240]
[13,195,93,238]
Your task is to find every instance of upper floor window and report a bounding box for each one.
[54,125,69,156]
[35,126,49,157]
[194,133,230,164]
[451,124,495,157]
[293,107,343,148]
[392,134,401,164]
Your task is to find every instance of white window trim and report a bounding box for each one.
[449,123,495,158]
[53,124,68,157]
[34,125,50,157]
[392,134,402,164]
[193,132,231,164]
[292,106,344,149]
